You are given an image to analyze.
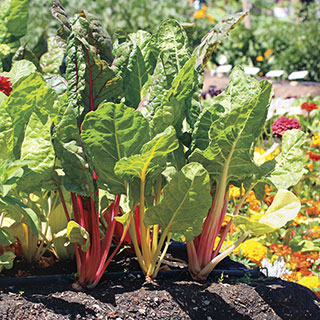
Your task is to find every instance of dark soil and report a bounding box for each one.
[1,272,319,320]
[0,248,319,320]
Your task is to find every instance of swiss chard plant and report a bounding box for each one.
[186,66,307,279]
[77,7,249,280]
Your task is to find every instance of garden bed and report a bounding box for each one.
[0,249,319,319]
[1,273,319,319]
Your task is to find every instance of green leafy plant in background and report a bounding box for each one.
[213,2,320,82]
[0,0,31,71]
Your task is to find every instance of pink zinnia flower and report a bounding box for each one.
[272,116,301,136]
[0,75,12,96]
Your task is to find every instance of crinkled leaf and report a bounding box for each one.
[144,162,211,242]
[51,0,71,44]
[0,107,13,161]
[19,112,56,192]
[4,72,57,159]
[234,190,301,236]
[40,37,65,74]
[115,126,179,182]
[122,40,148,108]
[81,103,150,194]
[53,104,95,197]
[191,102,224,151]
[65,19,122,120]
[193,12,247,71]
[79,10,114,64]
[0,160,27,196]
[45,74,68,97]
[190,66,273,187]
[141,19,190,117]
[269,129,308,189]
[2,60,36,84]
[150,55,197,136]
[66,221,90,252]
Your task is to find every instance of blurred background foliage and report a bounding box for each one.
[1,0,320,81]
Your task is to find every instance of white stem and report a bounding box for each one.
[198,231,250,279]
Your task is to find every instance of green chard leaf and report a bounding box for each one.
[53,104,95,197]
[40,37,65,74]
[0,195,39,236]
[0,106,13,161]
[0,0,30,42]
[81,103,150,194]
[190,66,273,187]
[144,162,211,242]
[193,11,247,71]
[2,60,37,84]
[150,55,198,136]
[115,126,179,182]
[2,72,58,191]
[0,160,27,196]
[122,39,148,108]
[4,72,57,159]
[141,19,190,117]
[79,10,114,64]
[269,129,308,189]
[65,17,122,121]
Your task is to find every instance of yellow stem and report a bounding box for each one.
[139,175,151,268]
[153,232,172,278]
[129,214,147,273]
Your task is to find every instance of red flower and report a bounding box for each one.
[309,151,320,161]
[301,102,318,112]
[0,75,13,96]
[272,116,301,136]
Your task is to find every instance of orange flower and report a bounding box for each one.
[206,13,215,23]
[245,191,260,211]
[256,56,264,62]
[269,243,292,257]
[301,102,318,112]
[264,49,273,57]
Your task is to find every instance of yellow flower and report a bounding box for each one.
[201,5,208,11]
[254,147,275,166]
[229,184,245,199]
[312,134,320,147]
[237,239,267,264]
[264,49,273,57]
[298,276,320,291]
[194,10,205,19]
[221,215,231,227]
[256,56,264,62]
